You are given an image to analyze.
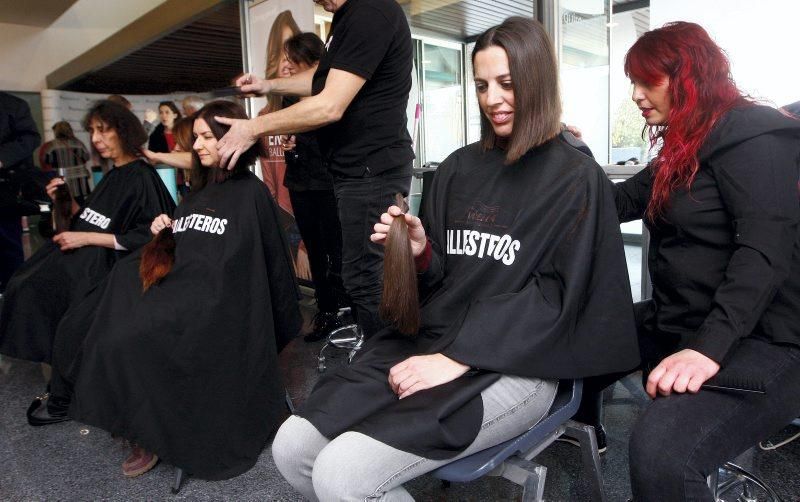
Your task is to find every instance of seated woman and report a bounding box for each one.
[601,23,799,501]
[271,17,640,501]
[0,100,175,369]
[61,101,301,479]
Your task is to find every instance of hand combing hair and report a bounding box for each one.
[379,193,420,335]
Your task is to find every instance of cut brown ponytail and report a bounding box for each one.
[139,228,176,292]
[52,183,73,234]
[379,194,420,336]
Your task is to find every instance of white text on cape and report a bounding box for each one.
[172,213,228,235]
[79,207,111,229]
[446,229,520,266]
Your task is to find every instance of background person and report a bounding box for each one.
[217,0,414,338]
[0,92,41,293]
[282,32,348,341]
[180,95,204,116]
[271,17,639,500]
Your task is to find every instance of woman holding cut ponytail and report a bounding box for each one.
[272,17,639,501]
[55,101,301,479]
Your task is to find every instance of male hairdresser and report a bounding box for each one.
[0,92,41,293]
[217,0,413,338]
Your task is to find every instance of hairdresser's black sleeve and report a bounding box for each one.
[0,94,40,170]
[612,165,652,222]
[442,166,639,378]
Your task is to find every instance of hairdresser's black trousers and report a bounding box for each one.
[578,301,800,501]
[628,338,800,501]
[331,164,411,338]
[289,188,346,313]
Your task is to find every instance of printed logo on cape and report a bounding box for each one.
[79,207,111,229]
[173,213,228,235]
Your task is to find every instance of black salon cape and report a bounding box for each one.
[301,139,639,459]
[66,171,301,480]
[0,160,174,363]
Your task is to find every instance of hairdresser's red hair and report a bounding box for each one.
[625,22,752,221]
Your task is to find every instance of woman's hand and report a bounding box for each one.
[53,231,90,251]
[150,214,172,235]
[388,353,470,399]
[141,148,161,165]
[646,349,720,398]
[370,205,427,257]
[215,116,258,170]
[45,177,66,202]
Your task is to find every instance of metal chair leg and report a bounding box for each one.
[565,420,607,502]
[172,467,187,494]
[285,389,295,414]
[502,456,547,502]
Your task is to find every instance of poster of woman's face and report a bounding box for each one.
[248,0,314,113]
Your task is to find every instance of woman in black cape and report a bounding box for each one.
[64,101,301,479]
[0,100,175,367]
[272,17,640,501]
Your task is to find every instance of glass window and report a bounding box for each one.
[559,0,611,164]
[422,43,464,163]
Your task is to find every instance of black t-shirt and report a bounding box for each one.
[312,0,414,177]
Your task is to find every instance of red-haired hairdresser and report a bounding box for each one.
[581,22,800,501]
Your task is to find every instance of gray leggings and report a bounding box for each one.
[272,375,558,501]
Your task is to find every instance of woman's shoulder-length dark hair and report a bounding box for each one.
[82,100,148,157]
[189,100,266,192]
[472,16,562,164]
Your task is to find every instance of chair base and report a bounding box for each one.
[709,461,781,502]
[317,323,363,373]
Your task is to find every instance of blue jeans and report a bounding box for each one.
[332,164,412,337]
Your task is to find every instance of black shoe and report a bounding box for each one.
[27,393,71,426]
[556,424,607,454]
[304,311,342,343]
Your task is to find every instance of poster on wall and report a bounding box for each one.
[247,0,315,285]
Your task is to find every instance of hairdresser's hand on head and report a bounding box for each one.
[150,214,173,236]
[233,73,273,97]
[45,177,66,202]
[388,353,470,399]
[214,117,259,170]
[645,349,720,398]
[371,205,427,257]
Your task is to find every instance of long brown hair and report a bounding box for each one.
[52,184,73,234]
[473,17,562,164]
[139,100,265,292]
[265,10,301,113]
[379,194,419,335]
